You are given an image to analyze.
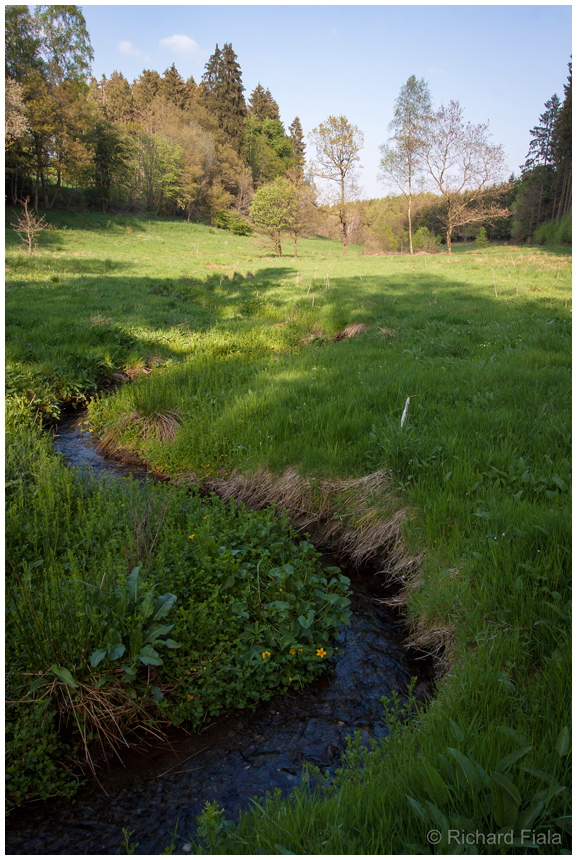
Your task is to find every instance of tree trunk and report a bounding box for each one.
[446,227,452,254]
[293,231,298,257]
[408,193,414,254]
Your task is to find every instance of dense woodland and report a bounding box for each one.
[5,6,572,248]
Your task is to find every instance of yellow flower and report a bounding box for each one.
[188,534,195,539]
[262,651,271,660]
[289,648,296,656]
[316,648,327,658]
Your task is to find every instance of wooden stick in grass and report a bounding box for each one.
[401,395,420,427]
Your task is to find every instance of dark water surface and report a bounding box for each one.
[5,415,432,855]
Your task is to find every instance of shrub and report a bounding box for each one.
[475,226,488,247]
[534,214,572,246]
[6,700,79,808]
[213,210,253,236]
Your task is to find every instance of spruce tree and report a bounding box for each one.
[288,116,306,181]
[248,84,280,121]
[162,63,186,109]
[201,43,246,148]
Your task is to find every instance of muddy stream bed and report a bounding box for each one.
[6,414,433,855]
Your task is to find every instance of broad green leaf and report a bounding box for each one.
[115,588,129,621]
[448,719,464,743]
[498,726,530,746]
[89,648,108,667]
[419,756,450,805]
[140,590,154,621]
[298,610,315,629]
[406,794,427,821]
[515,799,544,833]
[448,748,481,792]
[153,592,177,620]
[106,626,122,647]
[265,600,291,611]
[139,644,163,666]
[144,622,174,642]
[495,745,532,773]
[491,772,521,828]
[28,677,47,694]
[129,627,143,659]
[163,638,181,649]
[127,567,141,602]
[555,726,570,756]
[109,642,126,661]
[151,686,164,704]
[50,664,78,689]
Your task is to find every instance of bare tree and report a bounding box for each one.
[309,115,364,257]
[11,197,47,255]
[420,101,508,253]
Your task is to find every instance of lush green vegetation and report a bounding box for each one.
[5,214,571,852]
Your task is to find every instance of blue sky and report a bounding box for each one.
[80,3,572,199]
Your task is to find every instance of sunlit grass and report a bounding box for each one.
[5,213,571,850]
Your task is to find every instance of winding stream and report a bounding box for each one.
[6,414,433,855]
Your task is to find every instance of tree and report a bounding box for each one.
[552,62,572,223]
[90,119,134,212]
[249,177,298,257]
[288,116,306,182]
[248,84,280,121]
[379,75,431,254]
[309,115,364,257]
[420,100,508,253]
[243,115,292,187]
[5,79,29,144]
[200,43,246,148]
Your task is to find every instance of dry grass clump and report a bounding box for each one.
[331,322,368,341]
[204,466,453,659]
[379,326,399,339]
[97,410,181,457]
[20,673,168,778]
[207,467,416,576]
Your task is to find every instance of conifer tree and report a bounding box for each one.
[162,63,186,109]
[552,62,572,222]
[288,116,306,182]
[201,43,246,148]
[248,84,280,120]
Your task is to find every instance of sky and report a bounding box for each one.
[79,3,572,199]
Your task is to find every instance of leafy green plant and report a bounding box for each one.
[405,723,571,853]
[86,567,181,687]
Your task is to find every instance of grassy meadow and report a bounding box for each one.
[5,212,571,852]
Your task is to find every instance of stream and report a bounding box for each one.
[6,414,433,855]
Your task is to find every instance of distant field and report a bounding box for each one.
[5,213,571,852]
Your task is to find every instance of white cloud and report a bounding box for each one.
[159,34,202,59]
[117,40,144,58]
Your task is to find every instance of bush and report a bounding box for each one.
[534,214,572,246]
[475,226,488,247]
[213,210,253,236]
[6,701,79,808]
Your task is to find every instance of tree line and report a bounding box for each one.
[5,5,571,253]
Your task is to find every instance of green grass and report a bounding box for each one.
[5,212,571,851]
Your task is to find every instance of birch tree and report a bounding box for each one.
[379,76,431,254]
[420,100,508,253]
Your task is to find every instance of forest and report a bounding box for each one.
[5,5,572,250]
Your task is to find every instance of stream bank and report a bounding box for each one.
[6,411,434,855]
